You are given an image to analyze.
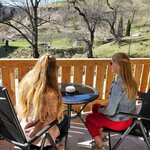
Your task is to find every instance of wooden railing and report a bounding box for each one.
[0,58,150,112]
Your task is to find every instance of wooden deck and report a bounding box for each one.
[0,118,149,150]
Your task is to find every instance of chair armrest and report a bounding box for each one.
[136,97,144,101]
[137,91,146,99]
[136,91,146,101]
[28,119,58,144]
[118,112,150,121]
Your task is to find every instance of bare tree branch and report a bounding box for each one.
[106,0,114,10]
[2,21,32,45]
[11,18,33,34]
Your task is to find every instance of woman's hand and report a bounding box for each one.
[24,120,46,137]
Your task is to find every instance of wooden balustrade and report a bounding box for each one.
[0,58,150,112]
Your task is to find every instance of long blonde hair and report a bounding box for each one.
[112,52,138,101]
[17,54,62,121]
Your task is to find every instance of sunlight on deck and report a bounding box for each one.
[77,140,93,149]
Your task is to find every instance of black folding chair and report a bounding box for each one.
[104,89,150,150]
[0,86,58,150]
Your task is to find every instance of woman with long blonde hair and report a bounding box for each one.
[86,52,138,149]
[17,54,67,149]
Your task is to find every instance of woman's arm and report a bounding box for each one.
[24,119,60,139]
[99,83,123,116]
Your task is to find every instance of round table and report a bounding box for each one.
[58,83,99,127]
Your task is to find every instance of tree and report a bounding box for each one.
[102,0,138,43]
[67,0,105,58]
[126,19,131,36]
[117,16,123,38]
[103,0,125,43]
[0,0,53,58]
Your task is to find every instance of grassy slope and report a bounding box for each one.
[6,25,150,58]
[6,32,150,58]
[9,40,29,48]
[94,33,150,58]
[94,21,150,58]
[51,38,74,48]
[9,38,75,49]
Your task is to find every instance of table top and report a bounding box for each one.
[58,83,99,105]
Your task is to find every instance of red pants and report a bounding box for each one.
[86,104,133,139]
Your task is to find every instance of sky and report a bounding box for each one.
[2,0,63,6]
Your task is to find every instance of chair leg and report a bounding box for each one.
[146,128,150,137]
[45,133,58,150]
[64,134,68,150]
[40,133,47,150]
[139,121,150,149]
[112,119,138,150]
[108,131,111,150]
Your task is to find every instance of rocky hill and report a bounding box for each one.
[0,1,150,58]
